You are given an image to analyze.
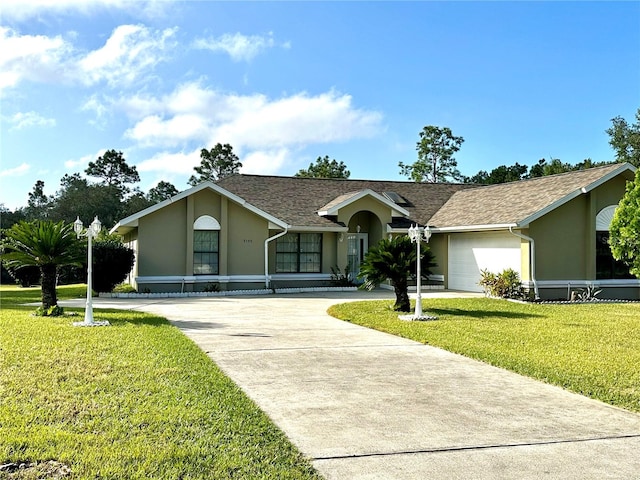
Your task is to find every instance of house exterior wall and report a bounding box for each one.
[134,190,273,292]
[137,198,188,278]
[530,195,588,281]
[226,201,268,276]
[323,232,339,273]
[427,234,447,279]
[518,232,531,283]
[529,177,639,299]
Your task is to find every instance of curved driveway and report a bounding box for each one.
[83,291,640,479]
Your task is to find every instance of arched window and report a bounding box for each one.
[595,206,633,279]
[193,215,220,275]
[595,205,617,231]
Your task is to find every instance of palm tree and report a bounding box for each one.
[1,220,83,309]
[358,235,436,312]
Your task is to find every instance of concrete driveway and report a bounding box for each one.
[74,291,640,479]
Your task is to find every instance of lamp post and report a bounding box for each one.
[73,216,109,327]
[405,224,437,321]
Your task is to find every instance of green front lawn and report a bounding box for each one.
[0,285,320,479]
[329,298,640,413]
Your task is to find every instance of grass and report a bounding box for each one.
[328,298,640,413]
[0,284,320,479]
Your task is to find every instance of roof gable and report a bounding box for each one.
[110,181,287,235]
[429,163,636,230]
[318,189,410,217]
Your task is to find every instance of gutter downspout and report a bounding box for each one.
[264,227,288,289]
[509,226,540,300]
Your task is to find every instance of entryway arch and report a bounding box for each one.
[346,210,384,281]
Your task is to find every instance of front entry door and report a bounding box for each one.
[347,233,369,283]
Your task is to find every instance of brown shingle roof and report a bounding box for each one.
[216,175,474,228]
[428,163,631,228]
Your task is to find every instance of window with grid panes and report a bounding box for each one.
[275,233,322,273]
[194,230,219,274]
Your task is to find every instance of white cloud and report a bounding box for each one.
[1,0,169,21]
[81,94,110,126]
[193,32,288,62]
[64,149,106,170]
[77,24,177,87]
[122,82,383,151]
[126,114,211,148]
[7,111,56,130]
[0,27,72,91]
[0,24,175,94]
[137,150,201,175]
[211,91,383,150]
[121,82,383,178]
[242,148,293,175]
[0,163,31,178]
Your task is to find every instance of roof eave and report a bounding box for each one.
[287,225,349,232]
[429,223,518,233]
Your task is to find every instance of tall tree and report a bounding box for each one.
[609,168,640,277]
[189,143,242,186]
[25,180,52,220]
[148,181,179,203]
[121,189,154,218]
[399,126,464,183]
[51,174,124,229]
[1,220,83,309]
[358,235,436,312]
[85,149,140,192]
[295,156,351,179]
[606,108,640,168]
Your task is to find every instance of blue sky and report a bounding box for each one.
[1,1,639,210]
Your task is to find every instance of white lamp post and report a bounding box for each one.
[73,216,109,327]
[402,224,437,321]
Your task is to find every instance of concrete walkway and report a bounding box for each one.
[66,291,640,479]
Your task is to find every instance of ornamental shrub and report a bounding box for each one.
[479,268,524,299]
[609,168,640,277]
[91,238,135,293]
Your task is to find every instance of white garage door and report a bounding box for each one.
[448,232,522,292]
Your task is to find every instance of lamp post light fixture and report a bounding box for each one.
[73,216,109,327]
[400,224,437,321]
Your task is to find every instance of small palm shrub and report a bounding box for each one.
[359,235,435,312]
[1,220,83,308]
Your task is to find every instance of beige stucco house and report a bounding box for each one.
[111,162,639,299]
